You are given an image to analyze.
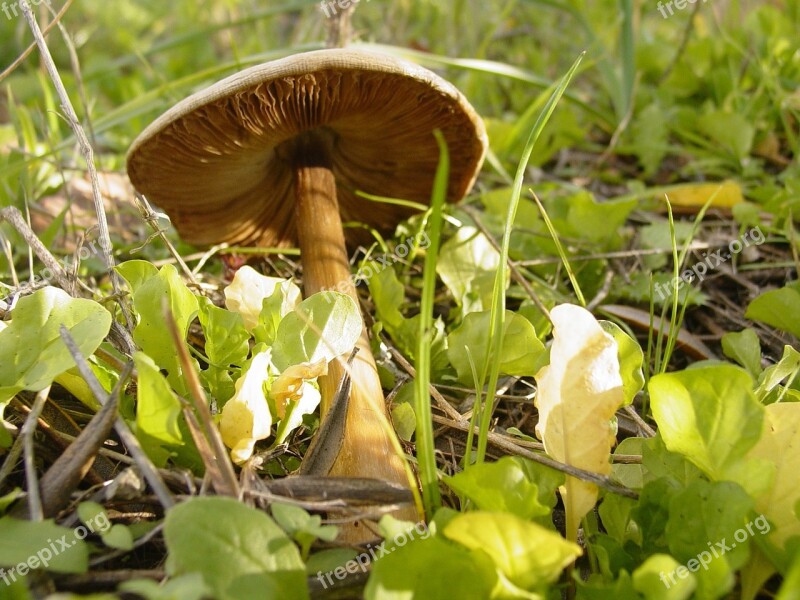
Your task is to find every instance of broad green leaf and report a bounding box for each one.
[443,456,550,520]
[0,517,89,574]
[133,352,185,467]
[721,328,762,379]
[270,503,336,559]
[366,263,451,375]
[164,497,307,600]
[746,285,800,339]
[391,401,416,442]
[611,437,645,490]
[633,554,696,600]
[120,573,211,600]
[364,536,496,600]
[0,287,111,404]
[649,365,764,481]
[271,292,361,371]
[641,434,704,487]
[443,511,581,594]
[698,110,754,159]
[756,345,800,402]
[665,480,753,574]
[447,309,545,385]
[115,259,157,292]
[197,297,249,368]
[600,320,645,406]
[436,226,501,314]
[118,262,198,395]
[534,304,625,542]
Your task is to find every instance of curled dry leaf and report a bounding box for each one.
[223,265,301,331]
[271,358,327,418]
[534,304,624,542]
[219,349,273,464]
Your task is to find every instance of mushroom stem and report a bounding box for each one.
[293,139,419,539]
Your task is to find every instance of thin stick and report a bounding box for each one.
[432,414,638,499]
[59,327,175,509]
[163,303,239,498]
[21,385,52,520]
[133,193,198,287]
[0,0,75,83]
[20,1,133,334]
[0,206,73,292]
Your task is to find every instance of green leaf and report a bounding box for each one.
[0,287,111,405]
[164,497,307,600]
[0,517,89,574]
[649,365,764,481]
[665,480,753,574]
[271,292,361,371]
[447,309,545,385]
[698,110,755,159]
[436,226,502,314]
[364,536,497,600]
[117,262,199,395]
[120,573,211,600]
[443,511,582,593]
[197,297,249,368]
[270,503,336,559]
[721,329,762,379]
[600,321,645,406]
[443,456,551,520]
[746,285,800,339]
[756,345,800,402]
[133,352,185,467]
[633,554,696,600]
[391,400,416,442]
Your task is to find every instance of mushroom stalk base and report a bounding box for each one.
[293,161,418,540]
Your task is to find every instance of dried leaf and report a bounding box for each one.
[534,304,624,542]
[223,266,300,331]
[219,349,273,464]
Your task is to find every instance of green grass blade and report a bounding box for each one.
[475,52,585,464]
[414,130,449,516]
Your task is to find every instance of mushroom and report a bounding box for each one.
[127,48,487,538]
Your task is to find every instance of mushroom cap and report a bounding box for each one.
[126,48,487,248]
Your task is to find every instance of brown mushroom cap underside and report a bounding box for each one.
[127,49,487,248]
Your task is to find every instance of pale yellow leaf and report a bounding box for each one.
[534,304,624,542]
[664,180,743,210]
[746,402,800,550]
[223,265,300,331]
[271,358,327,418]
[219,349,273,464]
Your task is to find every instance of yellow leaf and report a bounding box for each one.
[271,358,327,419]
[534,304,624,542]
[664,180,743,210]
[223,266,300,331]
[219,349,273,464]
[747,402,800,550]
